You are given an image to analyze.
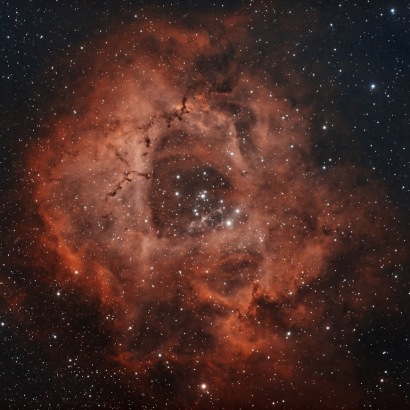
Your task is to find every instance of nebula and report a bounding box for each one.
[3,12,407,409]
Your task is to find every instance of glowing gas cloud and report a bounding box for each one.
[6,12,406,409]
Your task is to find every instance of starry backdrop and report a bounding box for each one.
[0,0,409,409]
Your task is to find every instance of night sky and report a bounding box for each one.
[1,1,409,409]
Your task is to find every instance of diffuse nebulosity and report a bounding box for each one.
[5,12,407,409]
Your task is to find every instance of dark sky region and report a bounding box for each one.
[0,1,409,409]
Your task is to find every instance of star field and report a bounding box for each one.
[0,1,409,409]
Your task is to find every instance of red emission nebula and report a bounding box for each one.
[8,13,407,409]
